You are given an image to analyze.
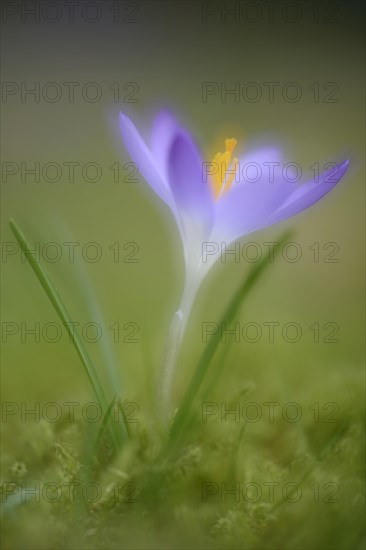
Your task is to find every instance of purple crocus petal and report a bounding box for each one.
[168,131,214,229]
[119,112,173,207]
[211,177,294,244]
[151,110,181,178]
[235,146,285,186]
[267,159,349,225]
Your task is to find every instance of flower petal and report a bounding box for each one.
[267,160,349,225]
[235,146,287,187]
[167,131,214,229]
[151,110,181,178]
[211,177,294,244]
[119,112,172,207]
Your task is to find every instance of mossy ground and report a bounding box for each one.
[1,359,364,550]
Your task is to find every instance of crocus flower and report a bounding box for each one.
[119,110,349,408]
[119,110,348,301]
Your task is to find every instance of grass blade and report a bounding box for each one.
[95,395,122,451]
[9,218,123,451]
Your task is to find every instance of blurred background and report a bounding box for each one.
[1,1,365,549]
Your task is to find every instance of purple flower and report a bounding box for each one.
[119,110,349,284]
[119,109,349,410]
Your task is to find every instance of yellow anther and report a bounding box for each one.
[210,138,238,200]
[225,138,237,154]
[224,157,239,190]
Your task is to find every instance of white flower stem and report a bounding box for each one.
[158,273,199,422]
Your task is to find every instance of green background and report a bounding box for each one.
[1,1,365,549]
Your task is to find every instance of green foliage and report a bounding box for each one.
[9,219,127,453]
[3,223,364,550]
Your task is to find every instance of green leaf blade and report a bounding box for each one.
[169,229,294,446]
[8,218,126,451]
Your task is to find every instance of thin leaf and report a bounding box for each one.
[95,395,122,451]
[168,229,294,446]
[117,400,134,440]
[9,219,123,452]
[56,221,122,398]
